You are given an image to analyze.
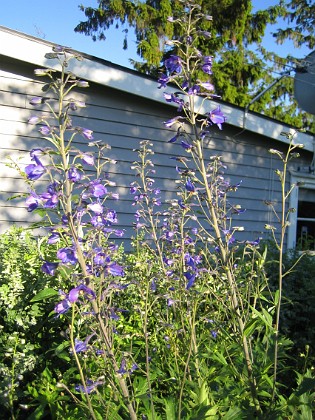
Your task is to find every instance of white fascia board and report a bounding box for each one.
[0,26,314,152]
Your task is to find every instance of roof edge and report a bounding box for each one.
[0,25,314,152]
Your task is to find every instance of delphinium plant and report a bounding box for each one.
[18,1,315,419]
[23,48,138,419]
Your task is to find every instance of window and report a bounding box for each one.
[288,173,315,250]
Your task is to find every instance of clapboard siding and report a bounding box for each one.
[0,56,312,246]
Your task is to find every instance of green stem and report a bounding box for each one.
[70,306,97,420]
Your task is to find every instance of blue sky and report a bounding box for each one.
[0,0,311,69]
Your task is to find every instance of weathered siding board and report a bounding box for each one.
[0,56,312,247]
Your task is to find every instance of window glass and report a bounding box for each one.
[296,188,315,250]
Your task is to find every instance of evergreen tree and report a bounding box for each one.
[275,0,315,49]
[75,0,314,131]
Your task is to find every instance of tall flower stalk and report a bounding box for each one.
[25,47,137,419]
[157,2,262,413]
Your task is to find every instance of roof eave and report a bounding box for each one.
[0,25,313,152]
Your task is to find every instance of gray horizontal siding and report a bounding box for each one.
[0,58,312,247]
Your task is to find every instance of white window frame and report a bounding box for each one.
[288,172,315,249]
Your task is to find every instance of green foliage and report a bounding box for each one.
[266,245,315,358]
[0,227,70,418]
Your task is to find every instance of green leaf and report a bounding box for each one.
[295,377,315,397]
[30,288,59,302]
[243,318,258,337]
[163,397,176,419]
[222,406,246,419]
[274,289,280,306]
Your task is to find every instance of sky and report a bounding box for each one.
[0,0,312,70]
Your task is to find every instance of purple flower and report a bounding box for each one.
[48,231,60,244]
[199,82,214,91]
[68,284,96,303]
[57,247,78,265]
[188,85,201,96]
[75,127,94,140]
[117,359,127,375]
[199,30,211,38]
[82,128,94,140]
[167,298,175,306]
[165,55,182,74]
[73,333,95,353]
[107,262,124,277]
[181,140,192,150]
[164,116,184,128]
[40,183,59,208]
[29,96,45,106]
[41,261,59,276]
[158,73,170,88]
[87,202,103,214]
[163,93,185,111]
[67,167,82,182]
[81,153,94,166]
[75,379,102,394]
[105,210,118,224]
[69,100,86,110]
[84,180,107,198]
[185,178,195,192]
[94,250,110,266]
[25,155,46,180]
[207,106,226,130]
[39,125,51,135]
[201,56,213,75]
[110,193,120,200]
[28,116,41,124]
[90,215,105,227]
[29,149,43,158]
[54,298,71,315]
[185,271,196,289]
[25,192,40,212]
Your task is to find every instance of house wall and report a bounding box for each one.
[0,55,313,247]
